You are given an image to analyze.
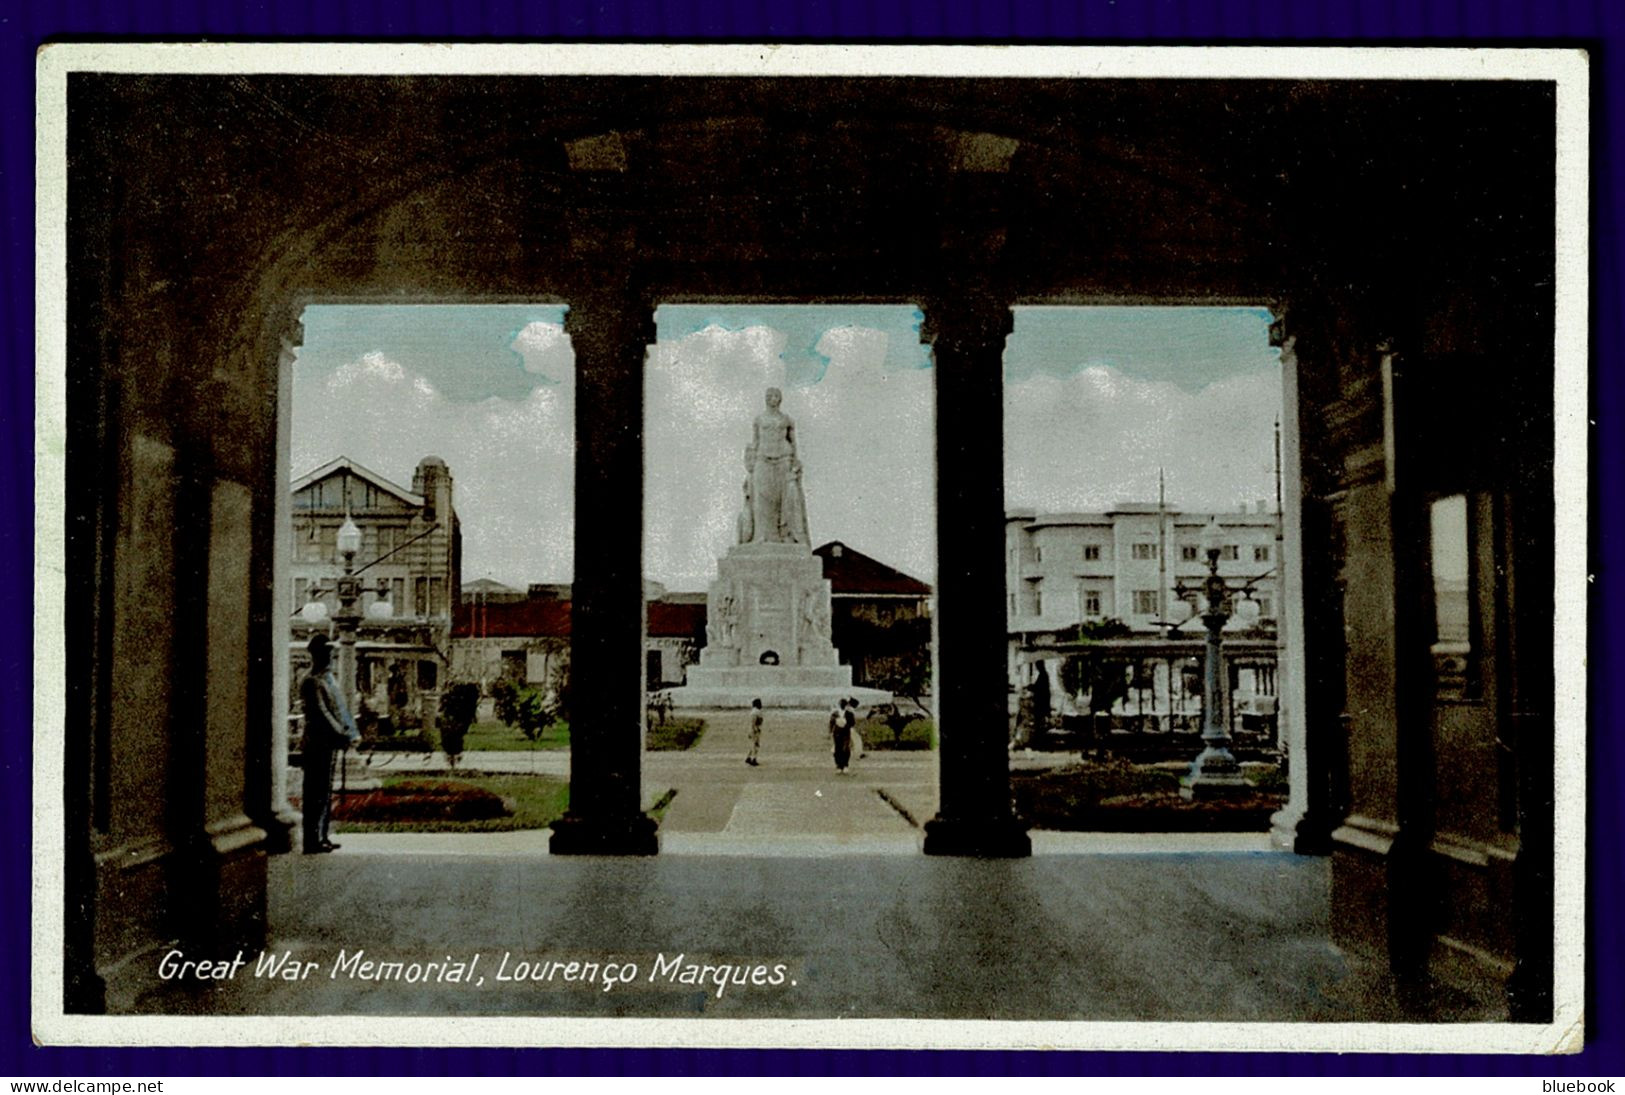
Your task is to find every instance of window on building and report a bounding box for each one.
[1032,581,1044,617]
[1132,543,1158,560]
[1035,546,1044,563]
[1083,544,1101,561]
[414,577,429,617]
[1256,595,1274,618]
[429,577,446,617]
[1080,588,1101,617]
[1007,593,1017,616]
[1221,545,1240,561]
[295,525,321,562]
[1180,544,1199,561]
[417,660,438,691]
[1132,590,1159,615]
[1254,545,1271,562]
[293,578,309,614]
[391,577,405,609]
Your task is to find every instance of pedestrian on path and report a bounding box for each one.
[831,697,854,773]
[747,698,763,766]
[847,696,866,762]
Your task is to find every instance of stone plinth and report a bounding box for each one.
[672,542,887,709]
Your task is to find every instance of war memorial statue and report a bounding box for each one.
[674,388,889,709]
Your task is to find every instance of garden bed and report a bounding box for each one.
[328,774,570,833]
[1010,760,1285,832]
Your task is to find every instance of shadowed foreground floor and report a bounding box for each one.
[156,849,1498,1023]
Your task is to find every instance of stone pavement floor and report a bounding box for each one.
[158,713,1504,1026]
[174,848,1491,1025]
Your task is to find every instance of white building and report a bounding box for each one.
[1006,505,1284,725]
[1007,503,1282,637]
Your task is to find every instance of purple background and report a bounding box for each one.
[2,0,1617,1078]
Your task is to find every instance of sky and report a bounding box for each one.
[291,304,1281,592]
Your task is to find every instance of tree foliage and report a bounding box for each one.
[437,681,481,758]
[488,661,571,742]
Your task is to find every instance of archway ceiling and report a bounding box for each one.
[78,75,1555,311]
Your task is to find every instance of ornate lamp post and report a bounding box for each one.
[1183,516,1250,799]
[332,514,364,715]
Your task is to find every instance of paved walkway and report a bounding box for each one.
[348,709,940,842]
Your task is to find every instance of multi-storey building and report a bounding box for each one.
[1006,504,1284,724]
[1006,504,1282,639]
[289,455,461,727]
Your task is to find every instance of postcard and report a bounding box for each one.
[33,43,1588,1053]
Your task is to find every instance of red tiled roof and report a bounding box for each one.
[814,541,932,596]
[452,598,708,639]
[649,600,707,638]
[452,598,570,638]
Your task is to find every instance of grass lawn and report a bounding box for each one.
[332,773,569,833]
[646,716,706,751]
[461,719,570,751]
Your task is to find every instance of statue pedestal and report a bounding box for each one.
[672,542,889,709]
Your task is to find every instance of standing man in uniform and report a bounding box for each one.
[301,632,361,854]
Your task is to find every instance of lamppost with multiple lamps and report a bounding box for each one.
[298,513,395,793]
[1175,516,1265,799]
[298,513,395,720]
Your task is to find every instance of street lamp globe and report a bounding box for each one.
[337,515,362,561]
[1234,596,1262,625]
[1199,515,1224,559]
[300,597,329,623]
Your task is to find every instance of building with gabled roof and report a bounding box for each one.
[289,455,460,731]
[814,541,933,692]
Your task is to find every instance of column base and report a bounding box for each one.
[259,805,302,855]
[550,812,660,856]
[922,815,1031,858]
[1269,802,1340,854]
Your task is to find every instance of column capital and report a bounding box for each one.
[562,287,658,349]
[917,292,1015,352]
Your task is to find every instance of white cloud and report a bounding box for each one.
[295,320,1279,597]
[645,324,936,590]
[293,350,575,588]
[1004,366,1281,514]
[512,321,573,381]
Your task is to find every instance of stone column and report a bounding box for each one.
[1268,309,1342,854]
[550,290,659,856]
[920,295,1031,858]
[261,325,302,852]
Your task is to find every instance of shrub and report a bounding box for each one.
[439,681,481,760]
[646,717,705,751]
[856,716,935,751]
[490,677,522,726]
